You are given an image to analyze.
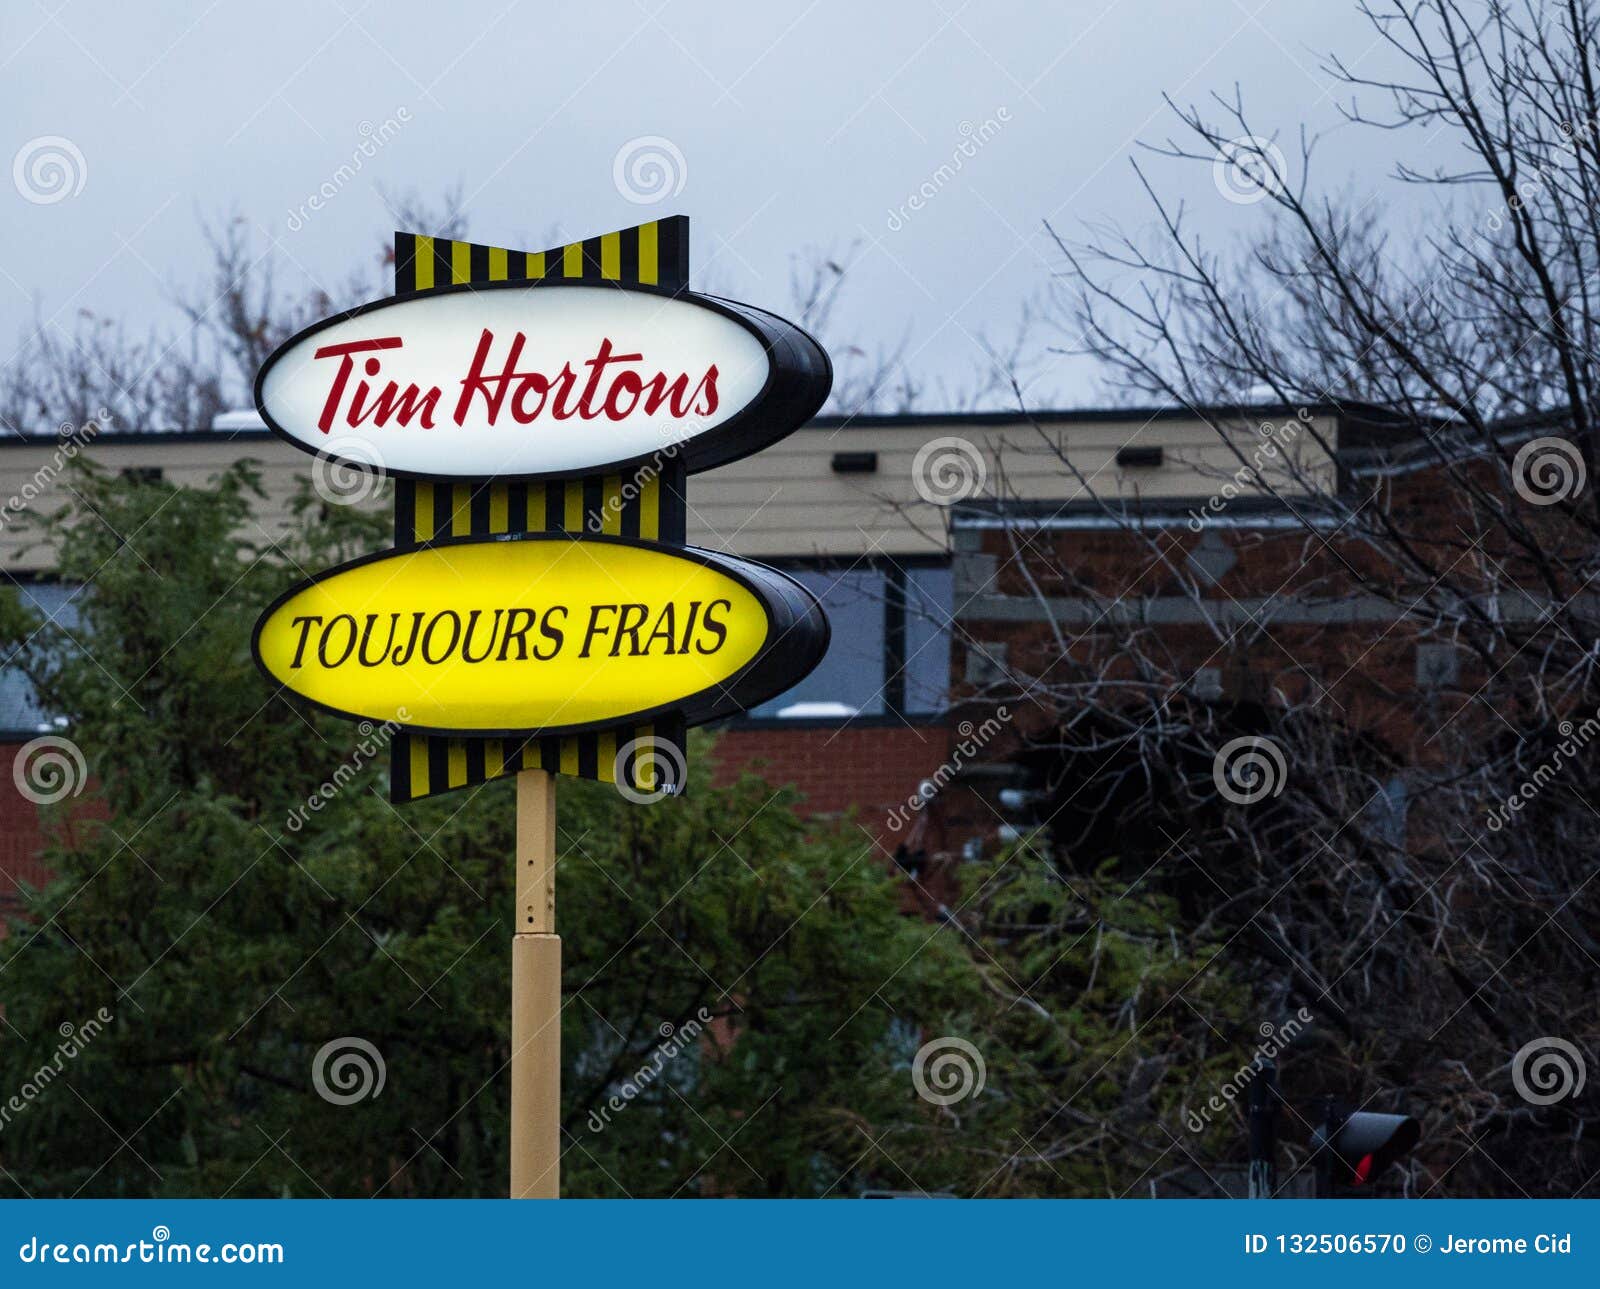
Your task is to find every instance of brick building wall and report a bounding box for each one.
[710,721,954,841]
[0,749,52,913]
[0,746,110,921]
[948,461,1496,766]
[709,721,973,915]
[924,449,1570,877]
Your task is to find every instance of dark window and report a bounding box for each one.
[830,451,878,474]
[119,466,163,485]
[745,560,951,720]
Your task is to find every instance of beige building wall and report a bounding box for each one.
[0,412,1341,572]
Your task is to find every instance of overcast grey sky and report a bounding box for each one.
[1,1,1413,417]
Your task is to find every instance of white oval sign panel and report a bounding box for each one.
[254,281,832,480]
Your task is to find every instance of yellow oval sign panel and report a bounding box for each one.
[252,534,828,736]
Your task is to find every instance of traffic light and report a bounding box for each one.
[1312,1100,1421,1195]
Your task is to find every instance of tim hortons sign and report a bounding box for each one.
[255,281,832,480]
[252,533,828,737]
[252,216,829,1204]
[252,217,832,760]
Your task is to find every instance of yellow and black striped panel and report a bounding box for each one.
[387,219,690,805]
[391,715,688,803]
[393,215,689,294]
[393,471,685,548]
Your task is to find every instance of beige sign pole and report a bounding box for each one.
[510,768,560,1198]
